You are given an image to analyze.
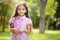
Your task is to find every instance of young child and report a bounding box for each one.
[9,1,33,40]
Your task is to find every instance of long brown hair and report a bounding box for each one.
[12,1,29,18]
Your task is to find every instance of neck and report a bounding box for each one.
[18,15,25,17]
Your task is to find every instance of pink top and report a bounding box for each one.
[9,15,32,40]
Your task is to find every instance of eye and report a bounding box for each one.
[22,8,25,10]
[18,8,21,10]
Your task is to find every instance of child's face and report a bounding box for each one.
[17,5,27,16]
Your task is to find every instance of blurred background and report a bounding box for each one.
[0,0,60,40]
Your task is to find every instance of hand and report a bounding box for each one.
[14,28,19,35]
[14,28,25,34]
[17,29,24,34]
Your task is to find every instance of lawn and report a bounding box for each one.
[0,28,60,40]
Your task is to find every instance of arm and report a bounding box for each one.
[9,18,15,32]
[24,24,33,33]
[9,23,19,35]
[9,23,15,32]
[9,18,19,34]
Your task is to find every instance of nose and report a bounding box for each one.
[20,10,23,13]
[20,10,23,12]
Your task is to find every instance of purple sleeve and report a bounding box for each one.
[27,19,32,25]
[9,18,14,23]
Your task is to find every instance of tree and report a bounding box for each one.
[0,0,13,32]
[39,0,47,33]
[54,0,60,19]
[45,0,57,30]
[52,0,60,30]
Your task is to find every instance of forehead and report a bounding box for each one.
[17,5,25,9]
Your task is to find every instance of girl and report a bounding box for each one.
[9,1,33,40]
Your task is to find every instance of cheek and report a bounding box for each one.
[24,10,27,13]
[20,11,26,15]
[23,11,26,13]
[17,10,20,13]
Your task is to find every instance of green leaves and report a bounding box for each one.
[45,0,56,16]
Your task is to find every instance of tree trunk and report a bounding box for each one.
[46,16,50,30]
[2,16,5,32]
[39,0,47,33]
[2,5,6,32]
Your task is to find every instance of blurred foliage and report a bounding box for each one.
[0,0,60,30]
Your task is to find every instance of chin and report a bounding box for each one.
[19,15,24,16]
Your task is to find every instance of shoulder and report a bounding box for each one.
[26,18,32,24]
[9,17,15,21]
[9,17,15,23]
[26,18,32,21]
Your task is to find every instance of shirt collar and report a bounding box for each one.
[17,15,26,20]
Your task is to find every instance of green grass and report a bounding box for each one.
[0,28,60,40]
